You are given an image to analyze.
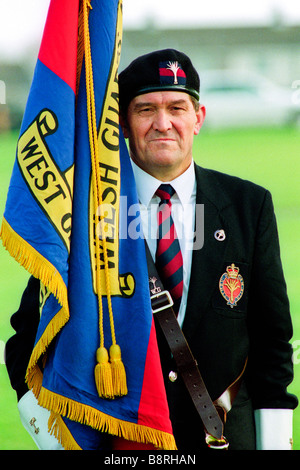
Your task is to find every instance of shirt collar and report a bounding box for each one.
[131,159,196,207]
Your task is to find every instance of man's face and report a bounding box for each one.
[122,91,205,181]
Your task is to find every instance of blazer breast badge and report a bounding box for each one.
[219,263,244,308]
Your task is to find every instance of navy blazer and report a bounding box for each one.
[5,163,298,450]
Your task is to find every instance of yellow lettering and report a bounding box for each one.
[17,109,73,252]
[89,3,134,298]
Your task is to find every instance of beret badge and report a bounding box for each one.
[159,61,187,86]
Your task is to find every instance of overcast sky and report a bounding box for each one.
[0,0,300,60]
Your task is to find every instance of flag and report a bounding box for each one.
[1,0,176,450]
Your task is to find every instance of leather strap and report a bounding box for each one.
[145,244,224,441]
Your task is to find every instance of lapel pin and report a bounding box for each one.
[214,229,226,241]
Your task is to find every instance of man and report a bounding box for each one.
[5,49,298,450]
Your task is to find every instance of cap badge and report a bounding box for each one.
[219,263,244,308]
[159,61,187,86]
[149,276,161,295]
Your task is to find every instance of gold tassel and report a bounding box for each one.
[110,344,127,397]
[94,347,114,399]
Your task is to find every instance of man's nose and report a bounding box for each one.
[152,110,172,132]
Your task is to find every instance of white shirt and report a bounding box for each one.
[131,160,196,327]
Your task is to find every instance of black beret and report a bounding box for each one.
[118,49,200,113]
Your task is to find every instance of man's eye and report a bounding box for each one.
[171,106,185,113]
[139,108,153,114]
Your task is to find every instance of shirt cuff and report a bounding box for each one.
[18,390,64,450]
[254,408,293,450]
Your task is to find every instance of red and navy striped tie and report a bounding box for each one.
[155,184,183,315]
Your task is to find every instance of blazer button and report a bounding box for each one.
[168,371,178,382]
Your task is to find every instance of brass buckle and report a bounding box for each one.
[205,432,229,450]
[151,290,174,314]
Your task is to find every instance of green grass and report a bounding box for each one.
[0,127,299,449]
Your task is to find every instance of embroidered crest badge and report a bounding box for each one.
[219,263,244,308]
[159,61,187,86]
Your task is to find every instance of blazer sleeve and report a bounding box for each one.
[246,190,298,410]
[5,276,40,401]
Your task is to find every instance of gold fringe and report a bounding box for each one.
[0,217,70,400]
[38,387,177,450]
[49,412,82,450]
[26,307,69,391]
[0,217,69,313]
[27,364,44,399]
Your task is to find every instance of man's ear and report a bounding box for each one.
[120,114,129,138]
[194,105,206,135]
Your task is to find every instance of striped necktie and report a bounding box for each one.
[155,184,183,315]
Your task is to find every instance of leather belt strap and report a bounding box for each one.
[145,244,225,442]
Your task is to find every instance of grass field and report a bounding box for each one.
[0,126,299,450]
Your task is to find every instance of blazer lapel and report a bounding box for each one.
[182,164,232,341]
